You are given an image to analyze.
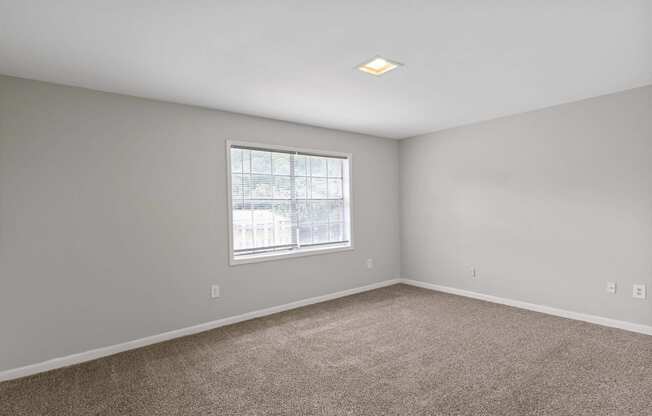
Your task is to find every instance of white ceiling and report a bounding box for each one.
[1,1,650,139]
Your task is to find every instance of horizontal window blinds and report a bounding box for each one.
[230,145,350,256]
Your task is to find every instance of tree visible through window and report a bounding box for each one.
[229,143,351,262]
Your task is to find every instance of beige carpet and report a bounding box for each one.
[1,284,651,415]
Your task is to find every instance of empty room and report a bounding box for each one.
[1,1,651,415]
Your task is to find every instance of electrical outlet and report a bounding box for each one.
[632,284,646,299]
[471,267,477,279]
[606,282,616,294]
[211,284,220,299]
[366,258,374,269]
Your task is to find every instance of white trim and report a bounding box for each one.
[225,139,355,266]
[400,279,652,336]
[229,244,354,266]
[0,279,400,382]
[227,140,353,159]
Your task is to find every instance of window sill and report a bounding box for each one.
[229,243,354,266]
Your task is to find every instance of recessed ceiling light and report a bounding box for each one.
[357,56,402,76]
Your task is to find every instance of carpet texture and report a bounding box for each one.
[1,284,651,415]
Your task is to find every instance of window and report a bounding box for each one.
[227,141,353,265]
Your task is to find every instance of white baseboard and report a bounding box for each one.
[0,278,401,382]
[400,278,652,337]
[4,277,649,382]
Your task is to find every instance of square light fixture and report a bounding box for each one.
[357,56,402,76]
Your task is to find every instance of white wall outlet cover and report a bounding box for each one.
[606,282,617,294]
[366,259,373,269]
[632,284,646,299]
[211,285,220,299]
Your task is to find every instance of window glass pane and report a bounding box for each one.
[273,202,293,245]
[241,175,251,199]
[312,224,330,244]
[241,149,251,173]
[294,155,307,176]
[251,175,273,199]
[310,201,330,224]
[297,200,309,225]
[272,153,291,175]
[232,203,253,250]
[231,174,244,199]
[230,145,350,257]
[310,156,327,177]
[273,176,291,199]
[329,222,344,242]
[298,225,312,245]
[329,200,344,222]
[327,178,342,199]
[231,148,243,173]
[311,177,327,199]
[252,202,274,247]
[327,158,342,178]
[295,177,307,199]
[251,150,271,174]
[233,175,253,200]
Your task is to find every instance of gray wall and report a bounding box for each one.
[400,85,652,326]
[0,75,401,371]
[3,74,651,373]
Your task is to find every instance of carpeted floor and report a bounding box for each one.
[1,284,651,415]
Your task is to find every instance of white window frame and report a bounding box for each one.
[226,140,354,266]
